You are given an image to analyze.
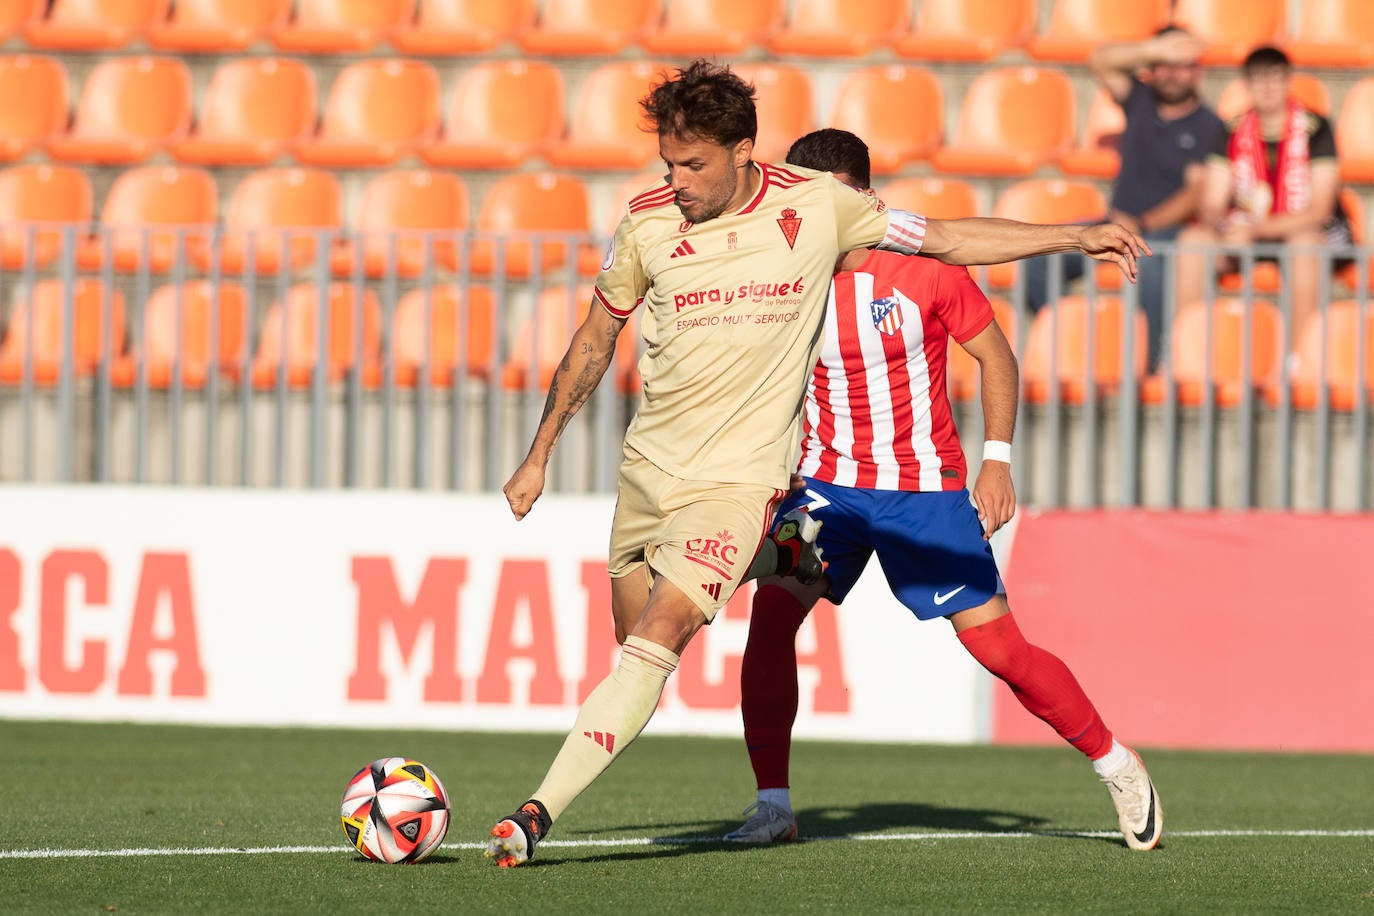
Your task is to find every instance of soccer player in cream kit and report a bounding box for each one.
[488,60,1149,867]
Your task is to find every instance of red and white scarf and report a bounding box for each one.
[1230,100,1311,218]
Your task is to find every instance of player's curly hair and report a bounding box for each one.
[640,59,757,147]
[785,129,872,190]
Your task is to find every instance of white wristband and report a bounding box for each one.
[983,440,1012,465]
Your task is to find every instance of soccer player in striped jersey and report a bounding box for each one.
[727,129,1163,852]
[487,62,1150,868]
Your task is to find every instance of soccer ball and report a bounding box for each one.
[340,757,450,864]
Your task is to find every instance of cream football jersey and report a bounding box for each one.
[594,162,926,488]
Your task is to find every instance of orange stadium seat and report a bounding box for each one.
[469,172,593,279]
[987,179,1107,289]
[252,283,381,388]
[295,59,440,168]
[200,168,341,275]
[272,0,413,53]
[894,0,1035,62]
[146,0,289,52]
[420,60,565,170]
[1022,295,1147,404]
[383,285,497,386]
[929,67,1076,177]
[77,166,217,274]
[0,279,126,384]
[45,56,191,165]
[877,177,980,219]
[333,169,468,279]
[829,66,942,175]
[393,0,535,55]
[1172,0,1287,66]
[732,63,813,164]
[1286,0,1374,69]
[0,0,43,37]
[0,164,91,270]
[545,61,668,171]
[768,0,906,57]
[946,297,1016,401]
[110,281,248,388]
[1026,0,1171,62]
[1058,88,1127,179]
[1145,299,1282,407]
[641,0,784,56]
[1283,302,1374,410]
[1337,78,1374,184]
[172,58,316,168]
[502,284,639,392]
[0,55,69,163]
[1215,72,1330,121]
[517,0,659,56]
[24,0,166,50]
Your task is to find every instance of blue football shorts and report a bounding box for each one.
[773,476,1005,620]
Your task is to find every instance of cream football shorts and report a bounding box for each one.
[608,447,783,620]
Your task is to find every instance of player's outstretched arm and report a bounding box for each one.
[504,303,627,520]
[961,320,1018,539]
[920,218,1151,282]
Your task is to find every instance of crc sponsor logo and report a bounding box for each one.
[673,276,806,312]
[684,530,739,578]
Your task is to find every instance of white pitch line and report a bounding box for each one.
[1,829,1371,860]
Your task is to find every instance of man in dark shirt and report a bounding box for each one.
[1026,25,1223,369]
[1176,45,1348,338]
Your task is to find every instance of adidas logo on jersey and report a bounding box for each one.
[670,240,696,259]
[700,581,722,601]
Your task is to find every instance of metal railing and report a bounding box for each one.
[0,225,1369,510]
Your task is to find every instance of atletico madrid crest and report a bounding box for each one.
[871,296,904,335]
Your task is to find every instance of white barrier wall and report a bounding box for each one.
[0,487,986,743]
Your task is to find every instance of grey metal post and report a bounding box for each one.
[1274,240,1294,509]
[1045,252,1062,507]
[1118,274,1139,507]
[169,231,185,485]
[133,241,151,483]
[56,229,76,483]
[204,227,222,486]
[20,226,35,481]
[1200,244,1219,507]
[310,236,331,488]
[343,229,364,489]
[272,233,290,488]
[94,230,113,483]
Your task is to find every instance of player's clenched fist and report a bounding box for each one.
[503,461,546,520]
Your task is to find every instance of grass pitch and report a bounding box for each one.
[3,720,1372,914]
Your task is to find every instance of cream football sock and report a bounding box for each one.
[532,635,680,823]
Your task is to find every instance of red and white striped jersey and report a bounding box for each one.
[798,250,994,491]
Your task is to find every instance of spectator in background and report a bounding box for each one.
[1026,25,1223,370]
[1175,46,1350,339]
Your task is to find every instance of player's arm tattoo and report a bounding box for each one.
[536,312,627,441]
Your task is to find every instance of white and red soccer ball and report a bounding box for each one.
[340,757,450,864]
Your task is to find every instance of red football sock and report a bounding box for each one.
[741,585,812,789]
[957,612,1113,759]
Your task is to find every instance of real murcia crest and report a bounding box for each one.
[777,208,802,250]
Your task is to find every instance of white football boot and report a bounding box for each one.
[723,800,799,844]
[1100,747,1163,850]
